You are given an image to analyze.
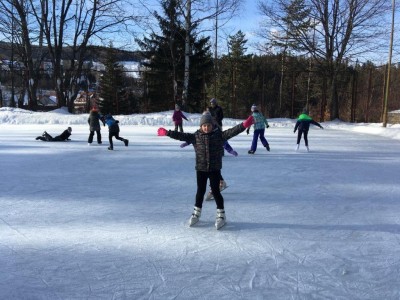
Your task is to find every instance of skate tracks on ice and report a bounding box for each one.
[1,124,400,299]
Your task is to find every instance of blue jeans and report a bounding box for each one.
[250,129,269,152]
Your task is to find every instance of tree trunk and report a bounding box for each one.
[183,0,191,109]
[329,73,339,120]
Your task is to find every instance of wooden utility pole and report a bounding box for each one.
[383,0,395,127]
[183,0,191,108]
[214,0,218,98]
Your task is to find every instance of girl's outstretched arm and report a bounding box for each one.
[157,127,196,143]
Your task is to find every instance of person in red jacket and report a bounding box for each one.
[172,104,188,132]
[87,108,104,145]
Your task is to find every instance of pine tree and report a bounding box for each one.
[136,0,213,112]
[213,31,252,117]
[98,45,126,114]
[186,32,213,111]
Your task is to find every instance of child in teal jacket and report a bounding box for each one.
[246,104,270,154]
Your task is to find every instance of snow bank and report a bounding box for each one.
[1,107,399,140]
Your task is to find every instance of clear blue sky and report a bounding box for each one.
[224,0,263,53]
[123,0,398,62]
[132,0,263,54]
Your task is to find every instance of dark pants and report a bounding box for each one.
[36,132,67,141]
[297,130,309,146]
[36,132,53,141]
[195,170,224,209]
[174,123,183,132]
[53,136,64,141]
[88,130,102,143]
[109,132,125,149]
[250,129,269,152]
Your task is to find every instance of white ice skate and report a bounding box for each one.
[205,190,214,201]
[295,144,299,151]
[306,146,310,152]
[189,207,201,226]
[219,180,227,191]
[215,209,226,230]
[205,181,228,201]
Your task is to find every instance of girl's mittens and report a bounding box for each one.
[157,128,168,136]
[242,116,254,128]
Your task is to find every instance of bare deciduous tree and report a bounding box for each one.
[30,0,141,111]
[176,0,243,109]
[0,0,143,111]
[258,0,389,120]
[0,0,45,109]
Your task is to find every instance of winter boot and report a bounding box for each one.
[124,139,129,146]
[189,206,202,226]
[219,180,227,191]
[295,144,299,151]
[265,144,270,151]
[215,209,226,230]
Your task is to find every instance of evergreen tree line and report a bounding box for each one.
[213,53,400,123]
[2,30,398,122]
[0,0,397,122]
[131,0,398,122]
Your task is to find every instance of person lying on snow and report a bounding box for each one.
[35,127,72,141]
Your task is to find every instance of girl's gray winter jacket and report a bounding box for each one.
[167,123,245,172]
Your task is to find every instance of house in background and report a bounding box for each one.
[37,92,57,107]
[388,110,400,124]
[74,91,98,113]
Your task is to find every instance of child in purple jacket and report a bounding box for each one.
[172,104,188,132]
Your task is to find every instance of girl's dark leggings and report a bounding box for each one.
[297,130,309,146]
[195,170,224,209]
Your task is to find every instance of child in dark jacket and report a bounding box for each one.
[35,127,72,141]
[294,108,323,151]
[87,108,104,145]
[208,98,224,128]
[180,111,233,201]
[172,104,188,132]
[157,113,254,229]
[104,114,129,150]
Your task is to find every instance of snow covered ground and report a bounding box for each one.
[1,107,400,299]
